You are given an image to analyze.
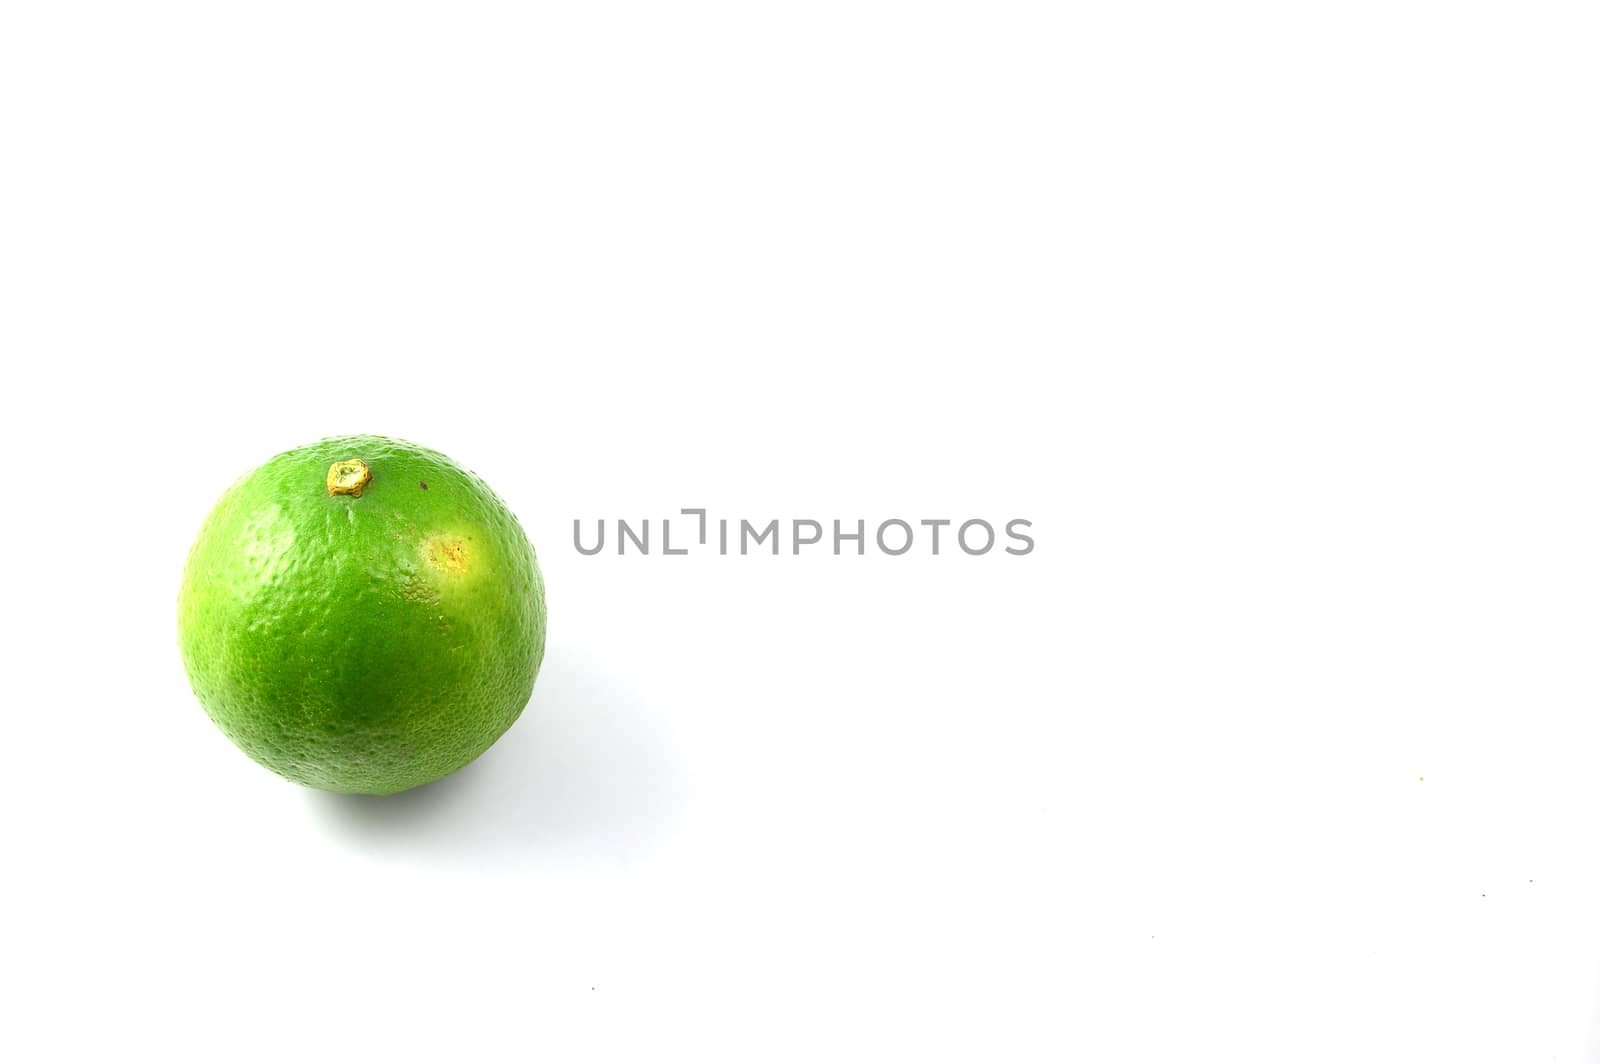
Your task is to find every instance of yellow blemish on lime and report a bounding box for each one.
[425,535,470,574]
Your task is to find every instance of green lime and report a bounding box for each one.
[178,435,547,795]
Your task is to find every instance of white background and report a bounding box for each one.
[2,2,1598,1061]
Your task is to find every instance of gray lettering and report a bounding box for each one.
[618,519,649,555]
[662,519,688,555]
[920,518,951,555]
[834,519,865,555]
[741,519,778,555]
[1005,519,1034,555]
[876,519,913,555]
[682,508,707,545]
[574,519,605,556]
[576,512,1029,560]
[793,519,823,554]
[958,519,995,555]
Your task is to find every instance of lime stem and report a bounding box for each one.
[327,459,372,497]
